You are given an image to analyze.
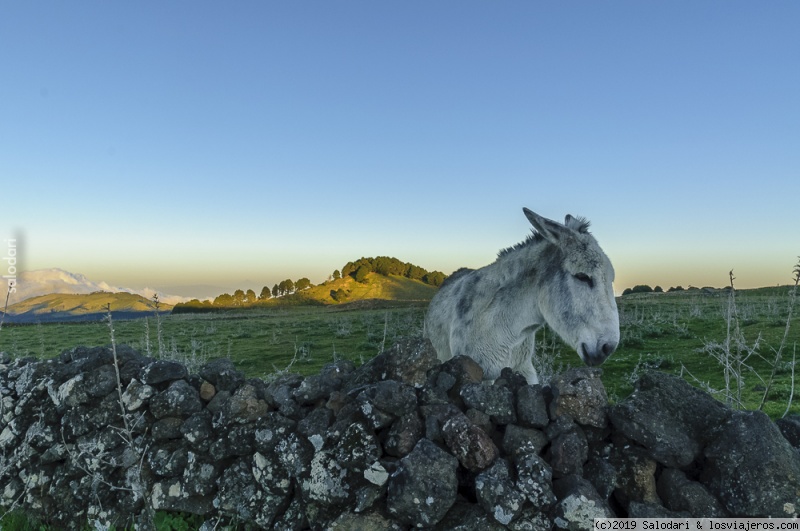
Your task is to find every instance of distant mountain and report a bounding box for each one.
[2,291,173,324]
[6,269,188,306]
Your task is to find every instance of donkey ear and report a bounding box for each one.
[523,208,566,244]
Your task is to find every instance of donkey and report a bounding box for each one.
[424,208,619,384]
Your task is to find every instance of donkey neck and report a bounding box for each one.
[486,238,555,332]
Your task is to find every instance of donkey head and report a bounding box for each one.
[523,208,620,367]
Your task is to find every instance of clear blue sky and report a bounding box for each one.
[2,2,798,296]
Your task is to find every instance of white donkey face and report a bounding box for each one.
[523,208,620,367]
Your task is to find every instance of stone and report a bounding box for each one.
[227,383,270,423]
[199,381,216,402]
[657,468,728,517]
[384,411,423,457]
[140,360,188,386]
[442,411,499,472]
[502,424,548,460]
[293,360,354,405]
[198,358,245,393]
[121,379,156,411]
[547,427,588,478]
[149,380,203,419]
[516,384,550,429]
[609,444,659,508]
[346,338,440,390]
[297,406,333,442]
[552,475,614,530]
[152,417,184,440]
[253,412,298,454]
[436,501,507,530]
[475,459,527,525]
[387,438,458,527]
[776,415,800,449]
[701,410,800,517]
[549,367,608,428]
[514,452,557,510]
[627,502,688,518]
[460,381,516,425]
[438,355,485,407]
[608,371,731,468]
[420,403,462,444]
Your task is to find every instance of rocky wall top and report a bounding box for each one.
[0,340,799,530]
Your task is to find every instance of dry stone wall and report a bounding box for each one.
[1,340,799,529]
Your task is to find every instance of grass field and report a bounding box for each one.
[1,287,798,418]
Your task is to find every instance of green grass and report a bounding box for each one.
[0,300,427,379]
[1,286,797,417]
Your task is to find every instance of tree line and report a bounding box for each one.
[174,277,314,312]
[621,285,728,295]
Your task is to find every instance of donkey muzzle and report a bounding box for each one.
[580,341,618,367]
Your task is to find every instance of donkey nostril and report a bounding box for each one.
[602,342,617,356]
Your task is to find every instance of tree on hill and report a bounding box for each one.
[330,288,347,302]
[245,289,257,304]
[295,278,312,291]
[272,284,279,298]
[354,265,371,283]
[277,279,295,296]
[332,270,341,280]
[233,289,246,306]
[259,286,272,300]
[339,256,447,287]
[423,271,447,287]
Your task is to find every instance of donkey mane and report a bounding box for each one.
[497,216,591,259]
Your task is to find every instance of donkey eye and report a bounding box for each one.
[574,273,594,288]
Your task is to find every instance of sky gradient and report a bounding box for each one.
[2,2,799,297]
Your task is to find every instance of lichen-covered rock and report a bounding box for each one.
[460,381,516,425]
[442,411,499,471]
[502,424,548,460]
[552,475,614,530]
[549,368,608,428]
[701,410,800,517]
[150,380,203,419]
[475,459,527,525]
[356,380,418,429]
[515,452,557,510]
[387,438,458,527]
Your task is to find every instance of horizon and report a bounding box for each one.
[3,2,799,295]
[6,262,798,306]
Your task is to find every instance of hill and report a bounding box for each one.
[173,272,439,313]
[2,292,172,323]
[303,272,439,303]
